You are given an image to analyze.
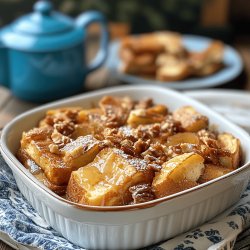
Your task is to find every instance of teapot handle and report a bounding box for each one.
[75,11,109,74]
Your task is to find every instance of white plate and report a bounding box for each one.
[1,86,250,249]
[186,89,250,133]
[106,35,243,90]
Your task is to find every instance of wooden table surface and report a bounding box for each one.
[1,39,250,250]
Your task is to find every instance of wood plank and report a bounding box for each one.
[0,97,37,128]
[0,87,11,110]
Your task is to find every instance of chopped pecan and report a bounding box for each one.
[161,115,183,134]
[54,121,75,136]
[142,142,168,165]
[43,108,79,127]
[51,130,72,148]
[129,184,155,204]
[120,139,134,156]
[134,98,153,109]
[99,96,134,127]
[133,139,150,155]
[198,129,218,148]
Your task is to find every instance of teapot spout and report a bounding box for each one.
[0,38,9,88]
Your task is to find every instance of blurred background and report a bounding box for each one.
[0,0,249,43]
[0,0,249,92]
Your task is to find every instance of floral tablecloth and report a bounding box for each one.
[0,153,250,250]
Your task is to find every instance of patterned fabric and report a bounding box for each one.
[0,154,249,250]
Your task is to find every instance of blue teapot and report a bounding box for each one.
[0,0,109,102]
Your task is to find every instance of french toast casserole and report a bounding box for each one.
[119,32,224,81]
[17,96,241,206]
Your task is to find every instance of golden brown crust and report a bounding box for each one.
[198,164,232,184]
[66,148,155,206]
[17,149,67,195]
[152,153,204,198]
[173,106,209,132]
[156,62,191,81]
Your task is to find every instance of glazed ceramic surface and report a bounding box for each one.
[1,86,250,249]
[0,1,109,102]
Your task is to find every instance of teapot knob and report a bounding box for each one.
[34,0,53,15]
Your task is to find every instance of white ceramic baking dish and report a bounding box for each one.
[1,86,250,250]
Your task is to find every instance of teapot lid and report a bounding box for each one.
[0,0,84,51]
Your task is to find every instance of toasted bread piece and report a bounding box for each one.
[121,32,185,56]
[61,135,102,169]
[66,148,154,206]
[75,109,105,137]
[20,128,101,186]
[127,108,166,128]
[120,62,157,75]
[70,123,95,138]
[76,108,103,123]
[218,133,241,169]
[204,41,224,64]
[156,62,191,81]
[198,164,232,184]
[17,149,66,195]
[120,48,156,66]
[193,62,223,77]
[166,132,200,146]
[119,47,135,62]
[155,32,186,56]
[147,105,168,116]
[152,153,204,198]
[156,53,182,67]
[121,34,164,54]
[20,128,71,185]
[189,41,224,76]
[173,106,208,132]
[99,96,135,127]
[130,53,156,66]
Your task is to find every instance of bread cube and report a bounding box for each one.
[76,108,103,123]
[152,153,204,198]
[173,106,208,132]
[121,34,164,54]
[120,63,157,75]
[218,133,241,169]
[61,135,102,169]
[17,148,67,195]
[156,62,191,81]
[198,164,232,184]
[147,105,168,116]
[21,133,71,186]
[189,41,224,76]
[166,132,200,146]
[20,129,101,186]
[193,62,223,77]
[127,108,165,127]
[66,148,154,206]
